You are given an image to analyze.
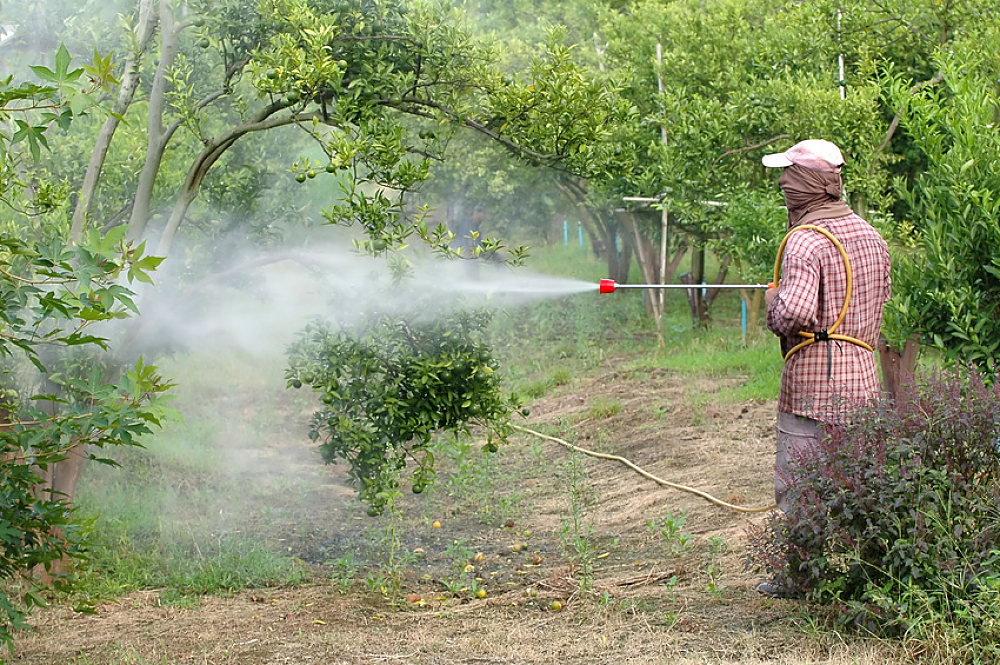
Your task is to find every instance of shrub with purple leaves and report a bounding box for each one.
[747,364,1000,641]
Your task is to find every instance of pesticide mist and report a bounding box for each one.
[128,242,598,358]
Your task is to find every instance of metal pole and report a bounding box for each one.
[838,11,846,100]
[656,43,669,314]
[611,283,768,290]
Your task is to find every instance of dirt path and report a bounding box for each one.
[11,363,899,664]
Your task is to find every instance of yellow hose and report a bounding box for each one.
[512,425,777,514]
[772,224,873,361]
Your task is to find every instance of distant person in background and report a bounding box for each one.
[759,139,891,597]
[451,205,481,252]
[453,205,494,277]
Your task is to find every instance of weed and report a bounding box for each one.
[327,554,360,594]
[362,484,413,599]
[519,377,552,400]
[437,436,522,526]
[703,535,726,595]
[438,539,487,598]
[586,395,623,420]
[552,367,573,386]
[363,571,392,596]
[646,511,692,557]
[558,454,597,590]
[439,577,465,596]
[444,539,474,573]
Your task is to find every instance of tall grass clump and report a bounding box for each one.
[747,364,1000,661]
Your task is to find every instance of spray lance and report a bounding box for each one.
[599,224,870,358]
[598,279,770,294]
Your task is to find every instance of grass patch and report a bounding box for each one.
[71,351,311,604]
[648,323,782,403]
[75,533,308,604]
[585,395,623,420]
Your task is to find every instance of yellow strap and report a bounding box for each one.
[773,224,874,362]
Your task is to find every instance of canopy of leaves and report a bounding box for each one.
[882,22,1000,368]
[286,308,518,512]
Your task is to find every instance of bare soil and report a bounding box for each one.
[10,361,901,664]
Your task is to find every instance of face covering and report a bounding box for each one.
[778,164,852,227]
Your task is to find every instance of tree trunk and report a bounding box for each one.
[127,0,184,242]
[702,255,732,309]
[741,287,764,331]
[877,336,920,402]
[70,0,157,242]
[680,243,709,325]
[155,109,296,256]
[3,386,89,582]
[615,210,660,316]
[665,242,688,281]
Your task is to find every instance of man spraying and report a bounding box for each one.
[759,140,892,595]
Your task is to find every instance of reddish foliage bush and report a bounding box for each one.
[747,364,1000,631]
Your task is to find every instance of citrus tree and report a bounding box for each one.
[882,22,1000,370]
[286,308,518,513]
[7,0,634,511]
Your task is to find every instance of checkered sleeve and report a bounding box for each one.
[767,248,820,340]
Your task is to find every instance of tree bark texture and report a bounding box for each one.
[70,0,157,242]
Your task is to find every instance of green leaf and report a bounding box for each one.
[29,64,59,84]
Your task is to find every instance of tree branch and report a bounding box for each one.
[392,96,571,171]
[713,134,790,166]
[875,70,945,156]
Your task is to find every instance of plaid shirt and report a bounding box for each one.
[767,213,891,421]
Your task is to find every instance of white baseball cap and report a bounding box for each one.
[762,139,845,173]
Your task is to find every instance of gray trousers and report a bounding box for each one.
[774,412,825,513]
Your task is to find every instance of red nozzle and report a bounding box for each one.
[599,279,616,294]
